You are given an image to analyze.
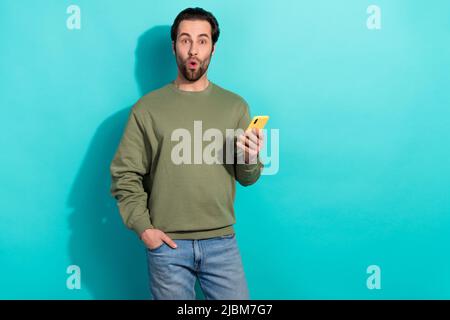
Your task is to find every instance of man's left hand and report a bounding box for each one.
[236,128,264,164]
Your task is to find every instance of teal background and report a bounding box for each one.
[1,0,449,299]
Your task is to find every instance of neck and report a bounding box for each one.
[173,74,210,92]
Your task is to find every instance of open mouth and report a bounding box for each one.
[187,60,198,69]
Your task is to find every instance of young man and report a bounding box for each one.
[110,7,264,300]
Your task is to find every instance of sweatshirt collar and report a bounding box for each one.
[169,80,213,96]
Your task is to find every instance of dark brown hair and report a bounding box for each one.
[171,7,220,44]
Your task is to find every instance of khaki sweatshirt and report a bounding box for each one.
[109,81,263,239]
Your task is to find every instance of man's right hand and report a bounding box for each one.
[140,228,178,250]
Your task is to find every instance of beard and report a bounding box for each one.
[175,51,212,82]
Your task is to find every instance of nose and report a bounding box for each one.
[188,42,198,56]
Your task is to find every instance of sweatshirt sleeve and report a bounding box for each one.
[234,99,264,186]
[109,102,154,237]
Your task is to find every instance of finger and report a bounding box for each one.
[252,128,263,140]
[249,133,265,151]
[238,135,249,149]
[236,142,248,158]
[237,141,258,157]
[238,141,258,156]
[258,140,264,151]
[236,141,246,152]
[242,135,258,150]
[253,129,265,145]
[255,129,265,147]
[248,139,260,151]
[162,234,178,248]
[238,134,246,145]
[253,128,260,137]
[258,134,264,149]
[148,241,164,250]
[255,130,264,148]
[244,131,259,146]
[257,129,264,142]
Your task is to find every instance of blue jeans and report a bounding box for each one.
[146,233,250,300]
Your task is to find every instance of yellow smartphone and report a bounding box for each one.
[246,115,269,131]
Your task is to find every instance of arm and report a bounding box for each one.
[234,100,264,186]
[109,102,153,237]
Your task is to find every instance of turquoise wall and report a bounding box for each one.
[1,0,449,299]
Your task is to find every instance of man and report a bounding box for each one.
[110,7,264,300]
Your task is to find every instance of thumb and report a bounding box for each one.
[162,234,178,249]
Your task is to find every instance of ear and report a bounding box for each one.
[211,43,216,56]
[172,41,176,55]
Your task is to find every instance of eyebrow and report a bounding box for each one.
[179,33,210,39]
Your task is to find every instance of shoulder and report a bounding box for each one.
[212,82,248,106]
[211,82,250,117]
[130,83,173,116]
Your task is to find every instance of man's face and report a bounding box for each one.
[173,20,215,82]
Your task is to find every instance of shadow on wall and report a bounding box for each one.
[67,25,206,299]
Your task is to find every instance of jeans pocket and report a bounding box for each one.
[148,242,165,252]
